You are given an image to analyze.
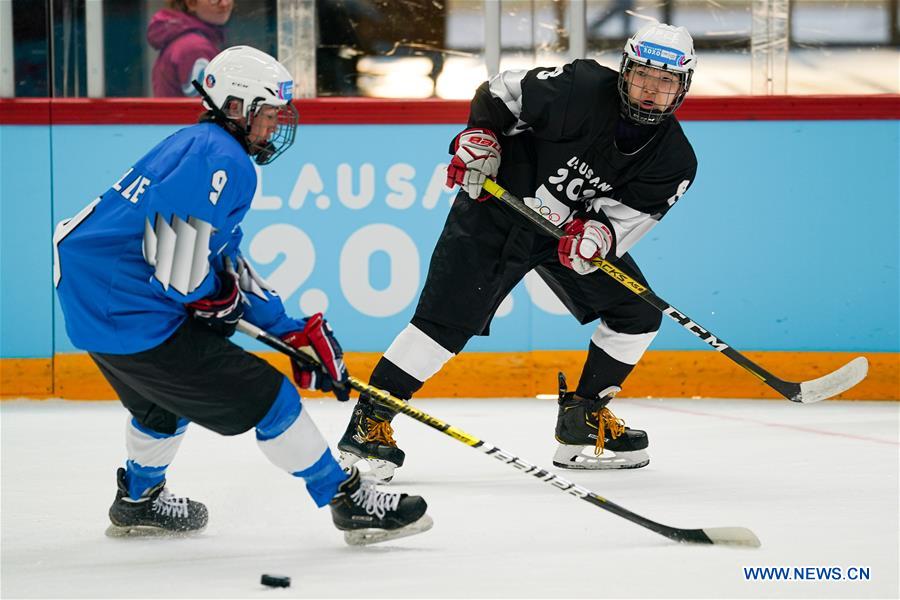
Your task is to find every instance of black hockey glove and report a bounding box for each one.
[186,271,244,337]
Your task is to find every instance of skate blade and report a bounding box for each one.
[339,452,396,483]
[363,459,397,483]
[552,445,649,470]
[343,514,433,546]
[105,523,206,538]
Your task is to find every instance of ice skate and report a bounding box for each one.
[553,373,649,470]
[106,467,208,537]
[329,466,432,545]
[337,398,405,482]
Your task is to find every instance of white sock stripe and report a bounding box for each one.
[126,419,186,470]
[383,324,455,383]
[257,406,329,474]
[590,321,658,365]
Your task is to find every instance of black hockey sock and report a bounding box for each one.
[366,357,423,421]
[365,317,471,421]
[410,316,471,354]
[575,343,635,399]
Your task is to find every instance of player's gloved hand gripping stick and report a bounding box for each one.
[237,318,760,548]
[281,313,350,402]
[481,178,868,404]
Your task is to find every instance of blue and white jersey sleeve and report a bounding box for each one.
[54,122,267,354]
[219,236,307,337]
[139,135,255,305]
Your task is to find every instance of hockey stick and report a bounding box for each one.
[482,178,868,404]
[237,318,760,548]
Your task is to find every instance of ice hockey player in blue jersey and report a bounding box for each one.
[337,23,698,481]
[53,46,432,545]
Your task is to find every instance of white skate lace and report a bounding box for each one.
[152,489,190,519]
[350,479,401,519]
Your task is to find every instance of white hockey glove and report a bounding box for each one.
[446,128,501,201]
[557,218,613,275]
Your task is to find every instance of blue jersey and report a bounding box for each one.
[54,122,304,354]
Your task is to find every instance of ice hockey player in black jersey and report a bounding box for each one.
[54,46,431,544]
[338,23,697,480]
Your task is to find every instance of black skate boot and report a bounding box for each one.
[106,467,208,537]
[337,396,405,482]
[553,373,649,470]
[330,466,432,545]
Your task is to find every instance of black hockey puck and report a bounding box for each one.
[260,574,291,588]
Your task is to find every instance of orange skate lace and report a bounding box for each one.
[364,419,397,446]
[593,407,626,456]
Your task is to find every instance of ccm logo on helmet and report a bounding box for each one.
[205,74,216,88]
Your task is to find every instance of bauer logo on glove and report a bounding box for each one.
[446,128,502,201]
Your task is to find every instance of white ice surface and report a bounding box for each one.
[2,397,898,599]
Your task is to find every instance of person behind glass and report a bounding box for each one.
[53,46,432,545]
[148,0,234,97]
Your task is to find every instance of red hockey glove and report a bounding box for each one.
[557,219,613,275]
[186,271,244,337]
[446,128,501,201]
[281,313,350,402]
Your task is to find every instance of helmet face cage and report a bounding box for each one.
[246,101,299,165]
[617,56,693,125]
[200,46,298,164]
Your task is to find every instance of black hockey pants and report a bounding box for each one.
[413,192,662,348]
[91,319,284,436]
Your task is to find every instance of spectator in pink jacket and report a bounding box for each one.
[148,0,234,97]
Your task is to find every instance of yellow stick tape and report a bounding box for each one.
[1,351,897,400]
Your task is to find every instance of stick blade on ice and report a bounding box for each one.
[702,527,762,548]
[795,356,868,403]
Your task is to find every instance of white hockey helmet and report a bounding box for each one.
[618,23,696,125]
[198,46,298,165]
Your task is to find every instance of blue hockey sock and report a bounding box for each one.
[256,377,348,506]
[124,417,188,499]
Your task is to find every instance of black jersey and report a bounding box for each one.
[464,59,697,260]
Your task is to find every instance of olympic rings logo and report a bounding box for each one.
[525,196,568,224]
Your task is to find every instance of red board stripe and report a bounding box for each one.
[1,95,898,125]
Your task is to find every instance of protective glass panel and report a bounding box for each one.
[318,0,453,98]
[4,0,277,98]
[498,0,570,72]
[6,1,51,97]
[2,0,897,98]
[789,0,898,94]
[434,0,488,99]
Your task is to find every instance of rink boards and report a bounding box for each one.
[1,98,897,399]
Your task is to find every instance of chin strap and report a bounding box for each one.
[191,80,251,153]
